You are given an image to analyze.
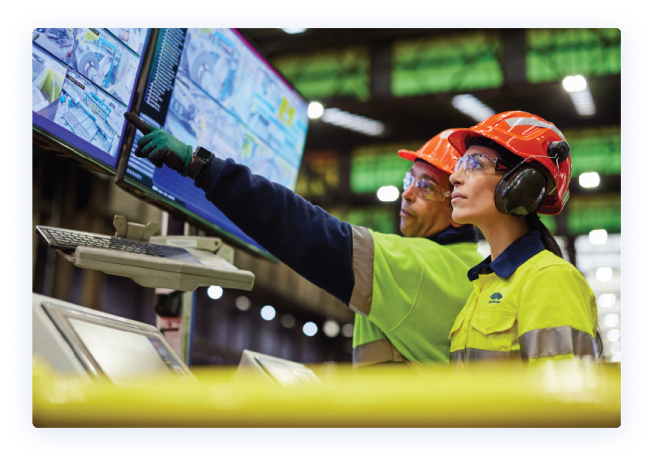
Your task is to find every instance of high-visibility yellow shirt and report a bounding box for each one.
[449,230,598,368]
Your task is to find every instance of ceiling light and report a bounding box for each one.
[562,76,595,116]
[207,286,223,300]
[588,229,608,245]
[377,185,400,202]
[610,352,621,362]
[562,75,587,92]
[321,108,384,136]
[603,313,620,328]
[281,28,307,35]
[323,320,340,338]
[261,305,276,321]
[596,267,613,282]
[303,322,318,336]
[341,323,354,338]
[609,341,621,354]
[607,328,621,342]
[307,101,324,119]
[452,94,495,122]
[235,295,250,311]
[579,172,600,188]
[281,314,295,328]
[598,293,617,308]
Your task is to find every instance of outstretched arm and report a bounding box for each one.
[195,156,355,304]
[125,114,356,305]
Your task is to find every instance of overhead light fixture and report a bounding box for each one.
[562,75,596,116]
[281,314,296,328]
[307,101,324,119]
[322,320,340,338]
[603,313,620,328]
[207,286,223,300]
[341,323,354,338]
[588,229,608,245]
[303,322,318,336]
[321,108,384,136]
[377,185,400,202]
[452,94,495,122]
[596,267,613,282]
[607,328,621,342]
[260,305,276,321]
[235,295,250,311]
[598,293,617,308]
[579,172,600,188]
[281,28,307,35]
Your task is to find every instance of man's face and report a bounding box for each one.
[400,161,455,238]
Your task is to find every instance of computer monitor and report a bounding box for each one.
[33,293,194,385]
[116,28,309,260]
[32,28,152,175]
[236,349,323,387]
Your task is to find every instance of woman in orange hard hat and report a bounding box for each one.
[446,111,602,368]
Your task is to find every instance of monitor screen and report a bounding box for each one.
[119,28,309,257]
[32,28,151,171]
[42,300,192,384]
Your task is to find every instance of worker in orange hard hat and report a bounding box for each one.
[127,112,483,367]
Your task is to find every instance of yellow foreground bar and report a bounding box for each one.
[33,358,620,427]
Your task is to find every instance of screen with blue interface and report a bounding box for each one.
[123,28,309,253]
[32,28,150,169]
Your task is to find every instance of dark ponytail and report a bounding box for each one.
[525,212,562,258]
[524,212,604,361]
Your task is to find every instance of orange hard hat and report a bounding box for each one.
[398,129,464,175]
[448,111,572,215]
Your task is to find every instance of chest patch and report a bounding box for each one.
[489,292,503,304]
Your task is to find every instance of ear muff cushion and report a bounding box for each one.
[495,167,548,217]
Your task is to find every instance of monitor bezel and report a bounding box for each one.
[115,28,309,263]
[41,301,194,382]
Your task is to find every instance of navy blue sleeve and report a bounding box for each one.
[195,157,355,305]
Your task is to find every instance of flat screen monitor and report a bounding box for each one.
[40,300,193,385]
[116,28,309,260]
[32,28,152,174]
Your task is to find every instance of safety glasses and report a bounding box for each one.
[453,152,512,173]
[403,172,451,201]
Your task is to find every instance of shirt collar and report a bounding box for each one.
[426,224,479,246]
[467,230,545,281]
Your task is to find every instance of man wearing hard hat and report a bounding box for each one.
[127,113,482,366]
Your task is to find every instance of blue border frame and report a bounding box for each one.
[7,7,645,456]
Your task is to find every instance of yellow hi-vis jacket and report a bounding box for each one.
[449,230,598,368]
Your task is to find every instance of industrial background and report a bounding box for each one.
[32,28,621,365]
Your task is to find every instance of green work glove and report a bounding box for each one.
[134,124,193,176]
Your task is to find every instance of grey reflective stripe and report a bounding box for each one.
[353,339,407,367]
[519,326,596,360]
[348,225,375,316]
[504,117,567,143]
[450,349,519,366]
[450,350,465,367]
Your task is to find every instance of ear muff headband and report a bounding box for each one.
[495,164,548,217]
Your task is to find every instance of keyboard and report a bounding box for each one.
[36,226,200,263]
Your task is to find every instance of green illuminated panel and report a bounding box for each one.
[564,126,621,176]
[567,195,621,234]
[273,47,370,101]
[526,29,621,84]
[392,32,503,96]
[350,143,420,194]
[343,207,397,234]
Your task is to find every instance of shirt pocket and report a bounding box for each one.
[448,310,467,339]
[470,308,517,351]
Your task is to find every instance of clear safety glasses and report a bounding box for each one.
[453,152,511,174]
[403,172,451,201]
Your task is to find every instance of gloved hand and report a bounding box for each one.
[128,114,193,176]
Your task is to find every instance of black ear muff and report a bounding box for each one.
[548,141,570,163]
[495,166,548,217]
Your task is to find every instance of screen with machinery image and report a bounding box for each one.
[32,28,151,169]
[122,28,309,255]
